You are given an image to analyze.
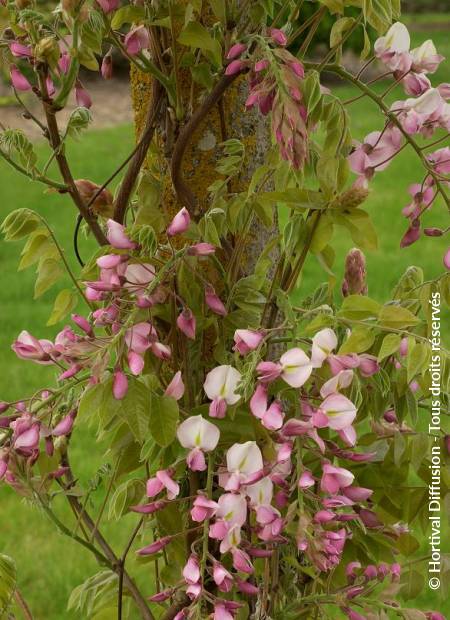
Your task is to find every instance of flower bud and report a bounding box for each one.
[226,43,247,60]
[167,207,190,236]
[101,52,113,80]
[400,219,421,248]
[35,36,60,68]
[137,536,172,556]
[75,82,92,109]
[225,60,246,76]
[187,242,216,256]
[205,285,227,316]
[113,369,128,400]
[424,227,443,236]
[342,248,367,297]
[269,28,287,46]
[165,371,185,400]
[10,65,31,92]
[71,313,93,336]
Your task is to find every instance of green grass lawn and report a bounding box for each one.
[0,24,449,620]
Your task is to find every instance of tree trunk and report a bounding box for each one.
[129,63,279,277]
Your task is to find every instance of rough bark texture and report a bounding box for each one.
[129,65,279,277]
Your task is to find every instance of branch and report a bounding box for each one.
[59,456,155,620]
[14,588,34,620]
[37,69,109,246]
[0,147,67,190]
[113,80,164,224]
[118,518,144,620]
[170,72,240,212]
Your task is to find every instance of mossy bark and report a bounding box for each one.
[129,64,279,277]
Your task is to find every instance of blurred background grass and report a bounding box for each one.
[0,14,449,620]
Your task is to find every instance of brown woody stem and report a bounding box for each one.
[37,69,108,246]
[113,80,164,224]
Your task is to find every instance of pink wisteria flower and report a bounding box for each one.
[279,348,313,387]
[177,415,220,471]
[250,384,284,430]
[177,308,196,340]
[374,22,411,73]
[106,219,137,250]
[320,393,357,431]
[233,329,264,355]
[224,441,263,491]
[257,347,312,387]
[320,463,354,494]
[10,65,31,91]
[165,371,185,400]
[12,331,54,364]
[410,40,444,74]
[124,25,150,56]
[311,328,338,368]
[146,469,180,500]
[348,127,402,180]
[203,365,242,418]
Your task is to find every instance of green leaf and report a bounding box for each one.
[0,129,37,172]
[377,333,401,362]
[407,342,430,383]
[319,0,344,13]
[361,26,371,59]
[363,0,393,33]
[178,21,222,66]
[78,382,108,422]
[149,394,179,447]
[47,289,78,326]
[339,326,375,354]
[379,305,420,329]
[258,188,326,209]
[65,108,92,139]
[157,503,186,565]
[0,554,16,616]
[108,478,145,520]
[335,208,378,251]
[34,257,64,298]
[78,44,99,71]
[135,171,165,232]
[81,11,105,54]
[208,0,227,24]
[301,71,322,116]
[397,533,420,556]
[400,569,425,601]
[115,379,151,444]
[310,214,334,254]
[191,62,214,90]
[316,154,338,194]
[338,295,381,320]
[18,229,56,271]
[111,5,145,29]
[1,208,40,241]
[330,17,355,47]
[68,570,117,616]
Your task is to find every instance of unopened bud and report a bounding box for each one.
[424,227,443,237]
[35,36,60,68]
[332,186,369,210]
[342,248,367,297]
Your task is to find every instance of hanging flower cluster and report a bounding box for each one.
[225,29,312,169]
[351,22,449,262]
